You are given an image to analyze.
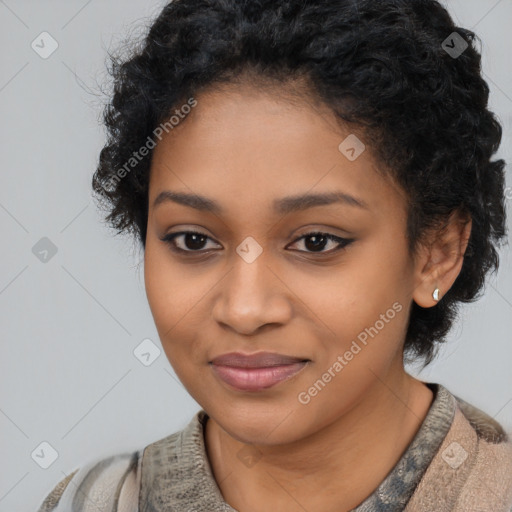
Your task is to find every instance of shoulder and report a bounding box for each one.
[37,414,204,512]
[453,392,509,443]
[412,387,512,511]
[37,450,142,512]
[406,385,512,511]
[454,393,512,493]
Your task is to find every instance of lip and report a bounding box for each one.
[210,351,310,392]
[210,351,309,368]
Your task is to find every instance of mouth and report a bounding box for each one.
[210,351,310,367]
[209,351,310,392]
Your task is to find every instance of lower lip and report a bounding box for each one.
[210,362,309,392]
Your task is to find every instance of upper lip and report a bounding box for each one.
[210,351,310,368]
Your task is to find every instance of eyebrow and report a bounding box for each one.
[152,190,369,215]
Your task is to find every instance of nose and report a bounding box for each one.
[211,254,293,336]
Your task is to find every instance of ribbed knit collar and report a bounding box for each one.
[139,383,456,512]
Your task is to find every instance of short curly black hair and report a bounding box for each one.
[92,0,508,367]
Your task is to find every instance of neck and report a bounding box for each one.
[204,369,434,512]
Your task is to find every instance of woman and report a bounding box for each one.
[38,0,512,510]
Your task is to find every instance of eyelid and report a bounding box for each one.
[161,230,221,253]
[287,231,353,253]
[160,229,354,256]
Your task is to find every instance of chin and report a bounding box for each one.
[209,403,311,446]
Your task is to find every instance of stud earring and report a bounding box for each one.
[433,288,440,301]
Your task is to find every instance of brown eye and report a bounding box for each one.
[160,230,353,257]
[288,232,354,254]
[161,231,221,253]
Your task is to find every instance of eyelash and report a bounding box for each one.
[160,230,354,256]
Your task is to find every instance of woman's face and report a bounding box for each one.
[144,83,419,445]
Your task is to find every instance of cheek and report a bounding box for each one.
[144,238,192,328]
[298,245,409,367]
[143,240,211,372]
[144,244,176,331]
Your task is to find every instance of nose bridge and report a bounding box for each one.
[212,245,291,333]
[228,233,270,292]
[226,247,272,308]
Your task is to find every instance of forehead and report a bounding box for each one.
[148,84,407,221]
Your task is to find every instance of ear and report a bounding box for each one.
[412,209,472,308]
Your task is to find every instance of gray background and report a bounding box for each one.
[0,1,511,510]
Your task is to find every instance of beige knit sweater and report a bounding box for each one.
[404,398,512,511]
[38,383,512,511]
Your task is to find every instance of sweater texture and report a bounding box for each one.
[37,382,512,511]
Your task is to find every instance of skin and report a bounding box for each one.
[144,81,472,512]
